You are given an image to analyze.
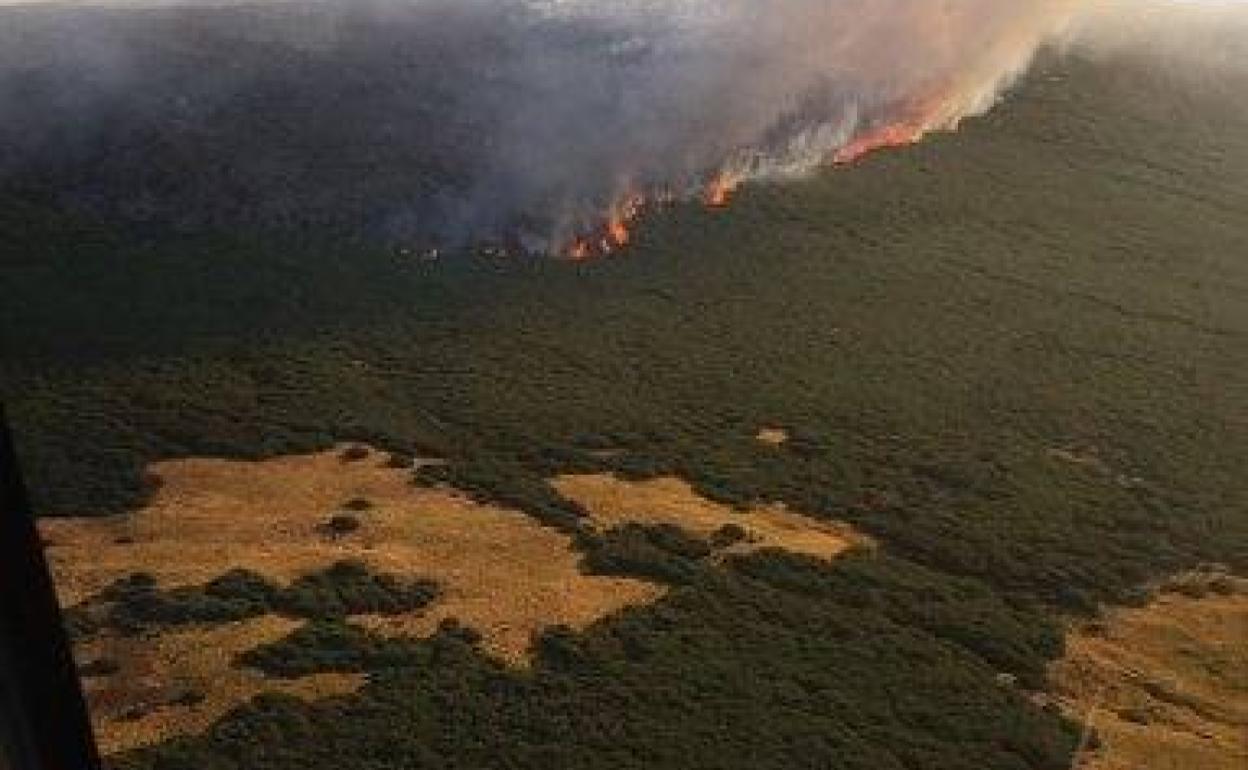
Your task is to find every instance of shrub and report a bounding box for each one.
[168,688,207,707]
[582,524,711,585]
[238,621,425,677]
[66,563,437,637]
[323,514,362,536]
[385,453,413,469]
[436,617,482,646]
[278,561,439,620]
[644,524,713,560]
[204,570,282,606]
[100,572,158,600]
[63,607,101,641]
[78,658,121,678]
[709,523,749,549]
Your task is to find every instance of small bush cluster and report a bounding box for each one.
[237,620,428,678]
[709,523,750,549]
[68,570,280,639]
[67,562,439,638]
[280,561,439,620]
[581,523,713,585]
[323,514,362,536]
[384,453,413,469]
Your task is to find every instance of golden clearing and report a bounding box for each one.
[43,445,861,753]
[40,446,667,663]
[552,473,867,561]
[42,446,659,752]
[1053,575,1248,770]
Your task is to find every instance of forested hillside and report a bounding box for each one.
[2,49,1246,769]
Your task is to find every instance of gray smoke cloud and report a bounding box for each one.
[0,0,1240,251]
[1067,1,1248,73]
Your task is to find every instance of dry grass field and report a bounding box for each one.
[41,446,869,752]
[40,445,664,660]
[40,446,663,750]
[76,615,363,755]
[552,473,867,562]
[1053,574,1248,770]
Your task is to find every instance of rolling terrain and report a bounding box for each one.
[2,38,1246,770]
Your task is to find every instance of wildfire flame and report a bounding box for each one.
[565,87,956,259]
[831,121,925,165]
[608,192,644,246]
[833,88,950,165]
[564,191,646,259]
[704,173,738,208]
[607,218,630,245]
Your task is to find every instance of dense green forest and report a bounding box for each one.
[2,51,1246,769]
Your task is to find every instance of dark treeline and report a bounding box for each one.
[118,549,1080,770]
[66,561,439,640]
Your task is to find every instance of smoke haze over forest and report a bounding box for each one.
[1,0,1244,249]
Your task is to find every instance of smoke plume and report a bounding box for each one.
[0,0,1241,253]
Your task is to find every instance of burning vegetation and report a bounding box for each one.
[1,1,1114,259]
[565,193,648,260]
[560,89,956,259]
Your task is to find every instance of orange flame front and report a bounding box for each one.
[564,87,957,260]
[564,192,645,259]
[704,173,737,208]
[607,218,630,246]
[833,88,950,165]
[832,122,925,165]
[567,238,591,260]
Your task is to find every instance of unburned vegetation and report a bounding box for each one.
[65,560,439,640]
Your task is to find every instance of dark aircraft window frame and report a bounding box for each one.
[0,404,102,770]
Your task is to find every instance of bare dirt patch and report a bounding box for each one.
[755,427,790,446]
[1052,574,1248,770]
[551,473,866,561]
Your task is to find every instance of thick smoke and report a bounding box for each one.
[1066,1,1248,74]
[0,0,1239,251]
